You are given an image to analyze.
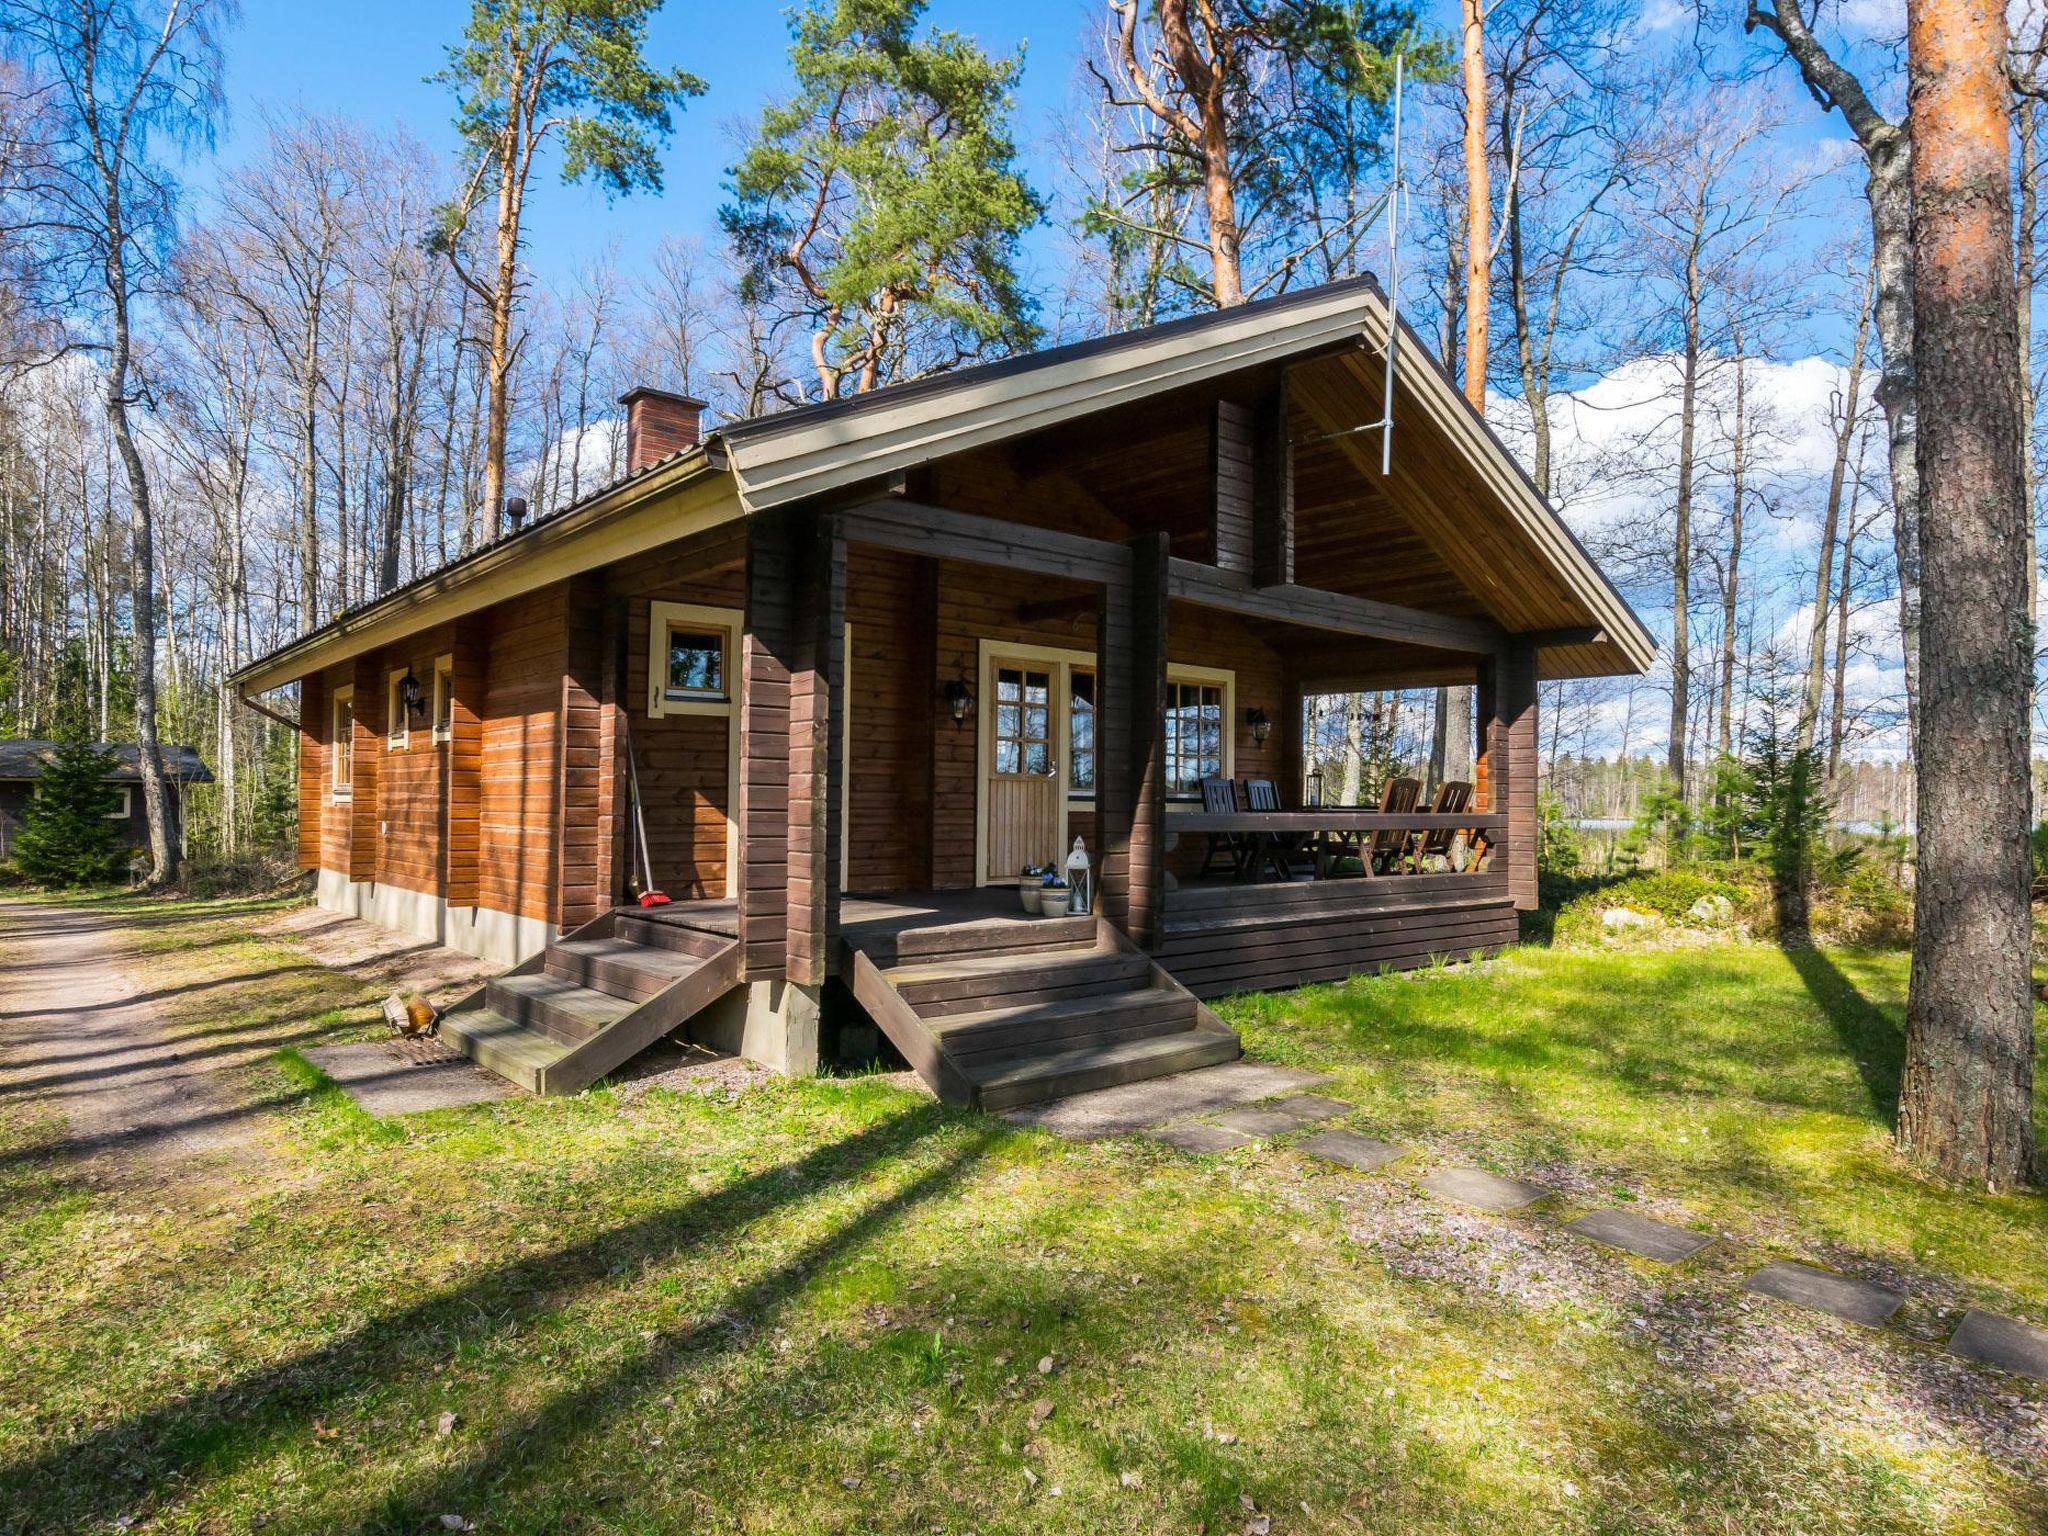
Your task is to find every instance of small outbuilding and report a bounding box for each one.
[0,740,214,865]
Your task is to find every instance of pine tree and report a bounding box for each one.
[1738,664,1829,948]
[10,741,131,886]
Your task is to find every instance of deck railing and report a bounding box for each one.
[1167,811,1507,836]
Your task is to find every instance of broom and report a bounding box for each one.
[622,718,670,907]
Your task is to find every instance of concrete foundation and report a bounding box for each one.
[313,868,551,968]
[691,979,823,1076]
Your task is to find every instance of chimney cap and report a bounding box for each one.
[617,385,708,410]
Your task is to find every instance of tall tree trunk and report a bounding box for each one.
[1869,141,1927,741]
[1717,348,1747,763]
[2019,93,2039,793]
[1896,0,2036,1190]
[1460,0,1489,414]
[1667,291,1701,801]
[1828,500,1861,787]
[101,227,176,882]
[1801,269,1875,751]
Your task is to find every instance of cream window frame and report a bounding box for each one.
[431,654,455,744]
[647,600,742,718]
[1162,663,1236,801]
[331,684,355,802]
[105,785,132,820]
[386,668,410,751]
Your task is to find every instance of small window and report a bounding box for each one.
[665,631,726,701]
[431,655,454,744]
[647,601,742,718]
[386,670,409,751]
[104,785,132,820]
[332,686,355,800]
[1069,669,1096,798]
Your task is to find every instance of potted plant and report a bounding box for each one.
[1018,864,1044,912]
[1037,873,1069,915]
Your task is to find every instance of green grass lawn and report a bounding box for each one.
[0,896,2043,1535]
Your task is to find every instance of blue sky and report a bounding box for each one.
[209,0,1099,288]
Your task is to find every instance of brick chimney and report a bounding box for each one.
[619,387,706,474]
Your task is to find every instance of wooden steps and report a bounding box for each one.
[843,915,1240,1110]
[440,908,743,1095]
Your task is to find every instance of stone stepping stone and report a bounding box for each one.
[1419,1166,1546,1213]
[1947,1309,2048,1382]
[1147,1120,1253,1154]
[1744,1260,1906,1328]
[1564,1208,1713,1264]
[1266,1093,1351,1122]
[1215,1104,1317,1139]
[1301,1128,1406,1172]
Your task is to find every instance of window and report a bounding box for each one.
[431,655,454,744]
[1068,670,1096,797]
[1165,679,1226,796]
[104,785,131,820]
[331,686,355,800]
[647,601,742,717]
[386,669,409,750]
[992,665,1053,776]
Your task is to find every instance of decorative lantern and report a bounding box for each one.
[1305,767,1325,808]
[1064,835,1092,915]
[397,670,426,719]
[1245,706,1271,748]
[942,677,975,729]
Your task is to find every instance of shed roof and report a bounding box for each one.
[0,741,214,784]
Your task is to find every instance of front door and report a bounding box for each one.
[982,655,1063,883]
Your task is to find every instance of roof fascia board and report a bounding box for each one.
[233,456,737,695]
[1359,303,1658,673]
[723,288,1380,512]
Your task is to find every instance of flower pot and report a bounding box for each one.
[1037,886,1070,916]
[1019,882,1040,913]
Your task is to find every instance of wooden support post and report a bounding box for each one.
[1099,532,1170,947]
[786,517,845,986]
[348,654,381,884]
[1251,379,1295,588]
[740,512,797,981]
[555,572,609,930]
[1280,675,1305,807]
[444,621,485,911]
[1211,399,1254,575]
[1480,638,1539,910]
[296,672,325,872]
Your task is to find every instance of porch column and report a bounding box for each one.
[555,571,610,930]
[786,516,846,986]
[1479,637,1539,911]
[739,511,797,982]
[444,620,486,914]
[1098,531,1170,947]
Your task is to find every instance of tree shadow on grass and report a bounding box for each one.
[0,1101,978,1535]
[1782,945,1904,1122]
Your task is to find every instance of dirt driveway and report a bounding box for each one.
[0,900,279,1172]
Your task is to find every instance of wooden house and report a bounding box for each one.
[233,279,1651,1106]
[0,740,211,867]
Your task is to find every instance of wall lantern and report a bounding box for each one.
[397,670,426,720]
[1245,706,1271,748]
[942,677,975,730]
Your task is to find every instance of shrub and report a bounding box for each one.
[171,848,308,900]
[1816,862,1913,948]
[8,740,131,887]
[1553,869,1747,946]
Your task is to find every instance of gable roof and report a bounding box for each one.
[233,277,1651,694]
[0,741,214,784]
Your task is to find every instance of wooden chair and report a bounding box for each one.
[1244,777,1307,881]
[1196,776,1252,880]
[1408,780,1472,873]
[1367,776,1423,875]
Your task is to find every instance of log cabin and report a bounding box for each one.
[233,278,1652,1107]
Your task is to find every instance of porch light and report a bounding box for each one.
[397,670,426,719]
[942,677,974,729]
[1245,706,1271,748]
